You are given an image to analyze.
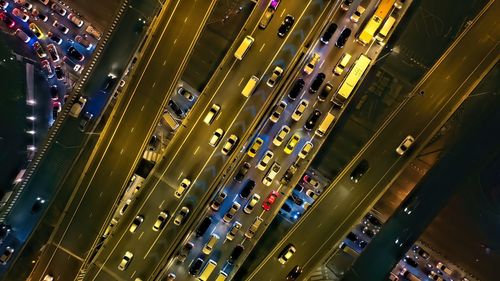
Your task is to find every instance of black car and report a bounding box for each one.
[177,241,193,263]
[228,245,244,264]
[346,231,357,242]
[320,22,337,44]
[318,82,332,101]
[31,197,45,214]
[288,78,305,100]
[0,224,11,245]
[281,163,298,184]
[234,162,251,182]
[304,109,322,130]
[168,99,185,117]
[309,72,326,93]
[412,245,430,259]
[278,15,295,37]
[364,213,382,228]
[195,216,212,237]
[239,179,255,199]
[350,159,370,183]
[189,258,204,276]
[403,256,419,267]
[280,202,292,213]
[289,194,304,206]
[52,103,60,120]
[357,239,367,249]
[335,27,351,48]
[55,66,65,80]
[286,265,303,280]
[48,32,62,45]
[362,226,375,238]
[50,85,58,100]
[102,74,117,92]
[79,112,93,132]
[67,46,84,61]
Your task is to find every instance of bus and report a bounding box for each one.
[331,55,372,107]
[357,0,396,45]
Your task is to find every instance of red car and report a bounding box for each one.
[262,190,279,211]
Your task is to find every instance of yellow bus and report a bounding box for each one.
[357,0,396,45]
[331,55,372,107]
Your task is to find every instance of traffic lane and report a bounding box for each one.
[33,243,83,281]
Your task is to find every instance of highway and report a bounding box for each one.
[88,1,333,280]
[25,0,219,280]
[242,0,499,279]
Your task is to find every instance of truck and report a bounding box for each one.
[357,0,396,45]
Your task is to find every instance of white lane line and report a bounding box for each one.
[152,82,156,88]
[238,77,245,86]
[138,232,144,240]
[163,60,167,66]
[177,171,184,180]
[184,17,188,23]
[259,43,266,52]
[173,38,177,44]
[194,146,200,155]
[141,105,145,111]
[130,127,134,133]
[280,9,286,18]
[120,148,124,155]
[159,200,165,209]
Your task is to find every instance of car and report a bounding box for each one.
[50,85,58,100]
[404,255,419,267]
[333,53,352,76]
[304,109,322,131]
[195,216,212,237]
[357,239,367,248]
[168,99,184,117]
[262,190,279,211]
[118,251,133,271]
[67,46,84,61]
[291,99,309,121]
[0,247,14,265]
[47,32,62,44]
[175,178,191,198]
[303,174,319,188]
[257,150,274,171]
[51,3,66,16]
[273,125,290,146]
[245,216,263,239]
[263,162,281,186]
[165,273,176,281]
[288,78,305,100]
[204,104,220,125]
[223,202,241,223]
[52,101,61,119]
[234,162,251,182]
[42,60,54,78]
[75,35,93,50]
[298,141,313,159]
[239,179,255,199]
[278,244,296,264]
[412,245,430,259]
[210,191,227,211]
[320,22,337,44]
[340,0,353,11]
[309,73,325,93]
[306,189,319,200]
[178,87,194,101]
[53,20,69,34]
[102,74,117,91]
[202,234,220,255]
[363,213,382,229]
[350,159,369,183]
[335,27,351,48]
[46,44,59,62]
[361,226,375,238]
[286,265,303,280]
[42,274,53,281]
[394,0,406,9]
[73,64,84,73]
[15,28,30,43]
[436,262,453,275]
[29,23,43,38]
[228,244,244,264]
[189,258,204,276]
[119,199,131,215]
[209,128,224,147]
[152,211,168,231]
[303,52,320,75]
[270,101,286,123]
[284,134,300,154]
[34,10,48,22]
[79,112,93,131]
[278,15,294,37]
[129,215,143,233]
[0,0,7,9]
[33,42,47,58]
[31,197,45,214]
[350,5,365,23]
[0,13,16,28]
[396,135,415,155]
[54,65,64,80]
[221,134,238,155]
[244,193,261,214]
[428,271,442,280]
[259,0,280,28]
[226,221,242,241]
[267,66,283,87]
[67,13,84,27]
[176,241,194,262]
[174,206,189,226]
[12,8,29,22]
[247,137,264,158]
[280,163,298,184]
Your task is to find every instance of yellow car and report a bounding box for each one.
[29,23,43,38]
[247,137,264,158]
[284,134,300,154]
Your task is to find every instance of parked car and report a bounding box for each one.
[79,112,93,132]
[234,162,251,182]
[67,13,84,27]
[67,46,84,61]
[350,5,365,23]
[177,87,194,101]
[223,202,241,223]
[51,3,66,16]
[247,137,264,158]
[262,190,279,211]
[0,247,14,265]
[12,8,29,22]
[46,44,59,62]
[303,52,320,75]
[210,191,227,211]
[33,41,47,58]
[29,23,43,38]
[53,20,69,34]
[47,31,62,44]
[291,99,308,121]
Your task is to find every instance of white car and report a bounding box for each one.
[204,104,220,125]
[244,193,261,214]
[173,206,189,226]
[209,128,224,147]
[396,135,415,155]
[303,52,320,75]
[278,244,296,264]
[270,101,287,123]
[152,211,168,231]
[175,178,191,198]
[226,221,242,241]
[222,134,238,155]
[263,162,281,186]
[298,141,313,159]
[350,5,365,23]
[118,251,133,271]
[273,125,290,146]
[129,215,143,233]
[257,150,274,171]
[223,202,241,223]
[266,66,283,87]
[291,99,309,121]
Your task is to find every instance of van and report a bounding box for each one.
[375,16,396,44]
[198,259,217,281]
[245,216,263,239]
[202,234,220,254]
[215,271,228,281]
[234,35,254,60]
[315,112,335,137]
[333,53,352,75]
[162,111,179,130]
[241,75,260,97]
